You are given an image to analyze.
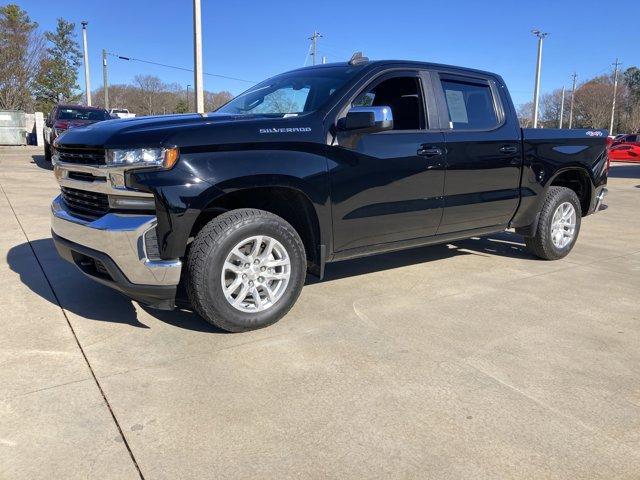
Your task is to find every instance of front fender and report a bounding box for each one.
[131,147,331,259]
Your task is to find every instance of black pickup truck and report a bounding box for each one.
[51,56,608,332]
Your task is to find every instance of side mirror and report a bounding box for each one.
[337,106,393,133]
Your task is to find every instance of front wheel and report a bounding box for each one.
[525,186,582,260]
[186,209,306,332]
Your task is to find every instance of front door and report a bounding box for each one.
[327,71,446,252]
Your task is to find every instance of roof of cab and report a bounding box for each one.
[286,60,500,79]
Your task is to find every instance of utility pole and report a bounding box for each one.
[81,21,92,106]
[531,29,549,128]
[558,85,565,129]
[609,58,622,135]
[309,31,322,65]
[568,72,577,129]
[192,0,204,113]
[102,49,109,110]
[186,85,191,112]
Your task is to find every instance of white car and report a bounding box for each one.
[109,108,136,119]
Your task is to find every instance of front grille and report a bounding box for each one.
[61,186,110,219]
[56,146,106,165]
[68,171,106,182]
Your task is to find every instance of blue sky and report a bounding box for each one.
[15,0,637,107]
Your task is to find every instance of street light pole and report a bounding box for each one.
[102,49,109,110]
[81,21,92,106]
[558,85,565,129]
[609,58,622,135]
[568,73,577,129]
[193,0,204,113]
[531,29,549,128]
[309,31,322,66]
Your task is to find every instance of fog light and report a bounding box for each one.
[109,196,156,210]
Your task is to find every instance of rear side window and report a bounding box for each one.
[441,79,498,130]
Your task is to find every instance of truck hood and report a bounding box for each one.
[54,112,284,149]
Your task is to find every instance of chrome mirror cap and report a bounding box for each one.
[339,106,394,132]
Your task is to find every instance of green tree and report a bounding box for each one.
[34,18,82,112]
[0,4,43,110]
[174,98,189,113]
[623,67,640,102]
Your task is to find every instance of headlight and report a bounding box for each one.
[105,147,179,169]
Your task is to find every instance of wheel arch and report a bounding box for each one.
[190,184,325,276]
[547,166,593,216]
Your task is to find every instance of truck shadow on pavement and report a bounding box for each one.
[314,230,533,283]
[6,239,224,333]
[31,154,53,171]
[8,232,532,331]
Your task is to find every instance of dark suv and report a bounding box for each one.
[43,104,111,161]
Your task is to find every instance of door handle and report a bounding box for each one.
[499,145,518,154]
[417,146,445,158]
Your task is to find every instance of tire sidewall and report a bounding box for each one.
[197,215,306,331]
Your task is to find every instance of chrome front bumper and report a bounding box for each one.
[51,195,182,287]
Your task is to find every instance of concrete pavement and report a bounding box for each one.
[1,146,639,479]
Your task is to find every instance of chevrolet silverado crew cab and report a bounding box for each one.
[50,55,609,332]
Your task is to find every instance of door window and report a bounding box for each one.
[352,76,425,130]
[441,79,498,130]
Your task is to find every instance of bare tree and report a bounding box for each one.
[540,88,570,128]
[517,102,533,128]
[134,75,165,115]
[205,90,233,111]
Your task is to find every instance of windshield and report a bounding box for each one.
[216,66,363,116]
[57,108,110,121]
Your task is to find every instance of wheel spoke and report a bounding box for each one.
[224,261,243,274]
[233,283,251,306]
[259,237,275,262]
[263,284,276,303]
[265,258,289,268]
[231,247,250,263]
[250,236,263,258]
[251,286,262,309]
[266,272,288,281]
[224,277,243,296]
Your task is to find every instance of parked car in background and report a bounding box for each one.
[43,104,111,161]
[612,133,639,146]
[609,143,640,162]
[109,108,136,119]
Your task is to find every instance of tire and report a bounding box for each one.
[525,186,582,260]
[186,208,306,332]
[44,142,51,162]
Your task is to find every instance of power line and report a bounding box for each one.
[106,52,255,84]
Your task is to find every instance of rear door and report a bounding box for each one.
[433,72,522,234]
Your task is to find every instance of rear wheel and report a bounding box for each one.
[186,209,306,332]
[525,186,582,260]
